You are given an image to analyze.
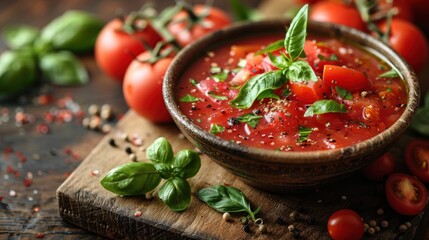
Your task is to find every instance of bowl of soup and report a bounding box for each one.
[163,19,419,192]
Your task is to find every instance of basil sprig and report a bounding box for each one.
[230,5,317,109]
[298,126,312,143]
[304,99,348,117]
[196,185,260,221]
[100,137,201,212]
[378,68,400,78]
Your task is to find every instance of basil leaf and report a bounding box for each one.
[213,71,228,82]
[230,70,285,109]
[179,94,199,102]
[39,51,89,86]
[154,163,173,179]
[39,10,103,53]
[410,107,429,137]
[208,91,228,101]
[172,150,201,179]
[210,124,225,134]
[256,89,279,100]
[0,50,37,100]
[255,39,284,55]
[378,68,399,78]
[304,99,348,117]
[297,126,312,143]
[2,25,39,49]
[159,177,191,212]
[196,185,257,220]
[268,52,288,69]
[100,162,161,196]
[335,86,353,100]
[282,87,291,97]
[286,60,318,82]
[146,137,174,165]
[237,113,263,128]
[284,4,308,61]
[189,78,199,86]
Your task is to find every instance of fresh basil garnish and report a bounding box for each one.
[268,52,288,69]
[146,137,174,165]
[378,68,400,78]
[284,4,309,61]
[180,94,199,102]
[236,113,263,128]
[189,78,199,86]
[213,70,229,82]
[256,89,280,100]
[255,39,283,55]
[335,86,353,100]
[196,185,260,221]
[159,177,191,212]
[282,87,292,97]
[297,126,312,143]
[304,99,348,117]
[172,150,201,179]
[2,25,39,50]
[210,124,225,134]
[208,91,228,100]
[286,60,318,82]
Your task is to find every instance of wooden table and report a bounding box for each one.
[1,0,429,239]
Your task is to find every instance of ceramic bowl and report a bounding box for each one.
[163,20,420,192]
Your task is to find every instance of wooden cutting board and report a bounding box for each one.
[57,111,427,239]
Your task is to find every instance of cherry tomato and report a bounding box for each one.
[378,19,428,73]
[95,18,162,81]
[167,5,231,47]
[363,153,396,181]
[405,140,429,183]
[385,173,428,215]
[327,209,364,240]
[123,52,173,123]
[309,1,366,32]
[289,80,330,104]
[323,65,371,91]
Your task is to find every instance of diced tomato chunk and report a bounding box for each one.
[323,65,371,91]
[289,80,330,104]
[304,40,344,73]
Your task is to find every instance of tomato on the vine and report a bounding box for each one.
[405,140,429,183]
[167,4,231,47]
[95,18,162,81]
[363,152,396,181]
[309,1,366,32]
[327,209,364,240]
[385,173,428,216]
[378,19,428,72]
[123,51,173,123]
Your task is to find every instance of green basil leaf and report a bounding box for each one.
[179,94,199,102]
[100,162,161,196]
[230,70,285,109]
[189,78,199,86]
[286,60,318,82]
[255,39,283,55]
[297,126,312,143]
[378,68,400,78]
[213,71,229,82]
[146,137,174,165]
[196,185,257,220]
[208,91,228,101]
[39,10,103,53]
[172,150,201,179]
[284,4,308,61]
[282,87,291,97]
[335,86,353,100]
[154,163,173,179]
[210,124,225,134]
[304,99,348,117]
[228,0,262,22]
[2,25,39,49]
[39,51,89,86]
[0,50,37,100]
[256,89,280,100]
[237,113,263,129]
[268,52,288,69]
[159,177,191,212]
[410,107,429,137]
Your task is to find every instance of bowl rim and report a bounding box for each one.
[163,19,420,165]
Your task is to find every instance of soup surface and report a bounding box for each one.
[177,35,407,151]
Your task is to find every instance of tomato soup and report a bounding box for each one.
[176,35,407,151]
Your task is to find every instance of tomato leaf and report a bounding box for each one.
[159,177,191,212]
[304,99,348,117]
[237,113,263,128]
[255,39,283,55]
[378,68,400,78]
[230,70,285,109]
[210,124,225,134]
[286,60,318,82]
[297,126,312,143]
[284,4,308,61]
[146,137,174,165]
[179,94,199,102]
[335,86,353,100]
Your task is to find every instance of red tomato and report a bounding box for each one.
[323,65,371,92]
[406,140,429,183]
[385,173,428,215]
[289,80,330,104]
[304,40,344,74]
[309,1,366,32]
[123,52,173,123]
[327,209,364,240]
[167,5,231,47]
[363,153,396,181]
[95,18,162,81]
[379,19,428,73]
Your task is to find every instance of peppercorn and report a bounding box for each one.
[145,192,153,200]
[108,138,116,147]
[369,220,377,227]
[88,104,100,116]
[399,224,408,233]
[377,208,385,215]
[404,221,412,229]
[222,212,231,222]
[129,153,137,162]
[375,226,381,232]
[258,224,267,234]
[243,224,251,233]
[381,220,388,228]
[240,217,248,225]
[364,223,369,231]
[288,224,295,232]
[125,146,133,155]
[367,227,375,235]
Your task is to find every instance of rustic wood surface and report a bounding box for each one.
[1,0,429,239]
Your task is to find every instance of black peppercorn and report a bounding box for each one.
[125,146,133,155]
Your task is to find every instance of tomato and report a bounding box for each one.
[378,19,428,73]
[123,52,173,123]
[363,153,396,181]
[289,80,330,104]
[167,5,231,47]
[309,1,366,32]
[406,140,429,183]
[327,209,364,240]
[304,40,344,74]
[95,18,162,81]
[385,173,428,215]
[323,65,371,92]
